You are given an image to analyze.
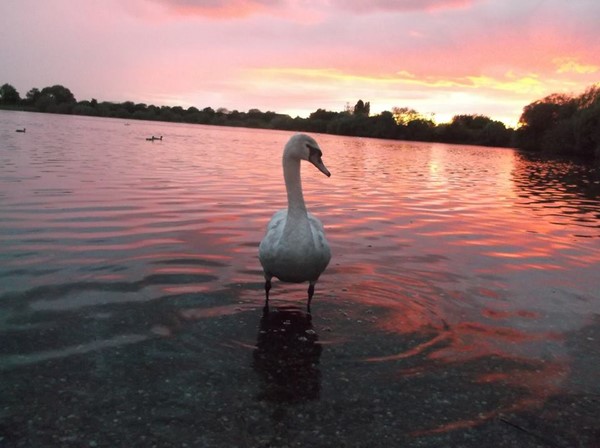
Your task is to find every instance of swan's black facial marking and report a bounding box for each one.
[307,142,331,177]
[307,143,323,163]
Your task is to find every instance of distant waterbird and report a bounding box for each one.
[146,135,162,141]
[259,133,332,313]
[15,128,26,133]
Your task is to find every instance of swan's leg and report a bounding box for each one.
[307,282,315,313]
[264,277,272,313]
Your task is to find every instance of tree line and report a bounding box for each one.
[515,84,600,159]
[0,83,512,147]
[1,82,598,158]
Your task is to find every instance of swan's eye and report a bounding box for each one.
[307,143,322,160]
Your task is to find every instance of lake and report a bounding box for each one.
[1,110,599,447]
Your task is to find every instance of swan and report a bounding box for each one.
[259,134,332,312]
[15,128,26,133]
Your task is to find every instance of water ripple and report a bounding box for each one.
[1,116,599,429]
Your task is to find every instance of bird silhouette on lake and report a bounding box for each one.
[15,128,26,133]
[259,134,331,313]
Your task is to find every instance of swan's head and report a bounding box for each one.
[285,134,331,177]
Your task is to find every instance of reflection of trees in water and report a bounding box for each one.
[512,152,600,226]
[253,307,322,403]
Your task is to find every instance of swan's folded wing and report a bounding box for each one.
[307,212,325,233]
[259,210,287,267]
[265,209,287,233]
[307,212,331,269]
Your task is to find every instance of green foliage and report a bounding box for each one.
[405,118,436,141]
[2,81,518,148]
[24,88,41,106]
[40,85,76,105]
[353,99,370,116]
[392,107,422,125]
[434,114,510,147]
[0,83,21,105]
[517,84,600,158]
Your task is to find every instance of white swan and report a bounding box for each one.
[259,134,332,312]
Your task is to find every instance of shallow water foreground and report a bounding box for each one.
[1,111,599,447]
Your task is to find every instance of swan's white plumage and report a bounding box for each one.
[259,209,330,283]
[259,134,331,308]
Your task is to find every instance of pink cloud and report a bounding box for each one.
[3,0,599,128]
[332,0,477,13]
[153,0,271,18]
[144,0,308,19]
[144,0,478,19]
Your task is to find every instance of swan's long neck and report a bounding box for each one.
[283,154,307,218]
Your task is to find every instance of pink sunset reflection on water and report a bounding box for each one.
[1,114,599,438]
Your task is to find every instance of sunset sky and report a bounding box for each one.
[2,0,599,126]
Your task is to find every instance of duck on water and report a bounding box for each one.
[259,134,332,313]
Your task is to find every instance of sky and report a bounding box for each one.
[1,0,599,127]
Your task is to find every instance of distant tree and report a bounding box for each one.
[171,106,185,119]
[517,93,577,151]
[369,111,398,139]
[516,85,600,158]
[353,99,370,116]
[0,83,21,105]
[307,108,340,133]
[134,103,147,113]
[405,118,435,141]
[309,108,339,121]
[2,80,520,148]
[270,114,295,130]
[159,105,176,121]
[572,85,600,157]
[328,114,369,136]
[121,101,135,114]
[183,106,201,123]
[194,107,212,124]
[480,120,512,147]
[444,114,482,143]
[452,114,491,130]
[40,85,76,105]
[72,100,96,116]
[392,107,422,125]
[32,85,77,113]
[24,88,41,106]
[34,96,51,112]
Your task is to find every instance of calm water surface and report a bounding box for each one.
[1,111,599,446]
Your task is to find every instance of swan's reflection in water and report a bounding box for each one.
[253,306,322,402]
